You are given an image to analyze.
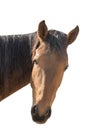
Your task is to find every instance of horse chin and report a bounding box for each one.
[31,105,51,124]
[32,115,49,124]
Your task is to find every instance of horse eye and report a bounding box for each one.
[33,60,38,64]
[64,65,68,71]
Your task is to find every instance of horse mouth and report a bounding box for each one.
[31,105,51,124]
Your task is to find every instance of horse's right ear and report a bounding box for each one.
[67,26,79,45]
[37,20,48,40]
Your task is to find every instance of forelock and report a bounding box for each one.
[46,30,67,51]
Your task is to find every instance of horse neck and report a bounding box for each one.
[0,32,36,101]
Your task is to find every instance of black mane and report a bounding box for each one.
[0,33,35,100]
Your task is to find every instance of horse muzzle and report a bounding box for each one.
[31,105,51,124]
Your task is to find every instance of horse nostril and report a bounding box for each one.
[45,108,51,118]
[31,105,38,115]
[31,106,51,123]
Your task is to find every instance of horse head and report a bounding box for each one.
[31,21,79,123]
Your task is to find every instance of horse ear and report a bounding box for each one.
[67,26,79,45]
[37,20,48,40]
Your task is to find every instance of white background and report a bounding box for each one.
[0,0,87,129]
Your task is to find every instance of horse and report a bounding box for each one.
[0,21,79,124]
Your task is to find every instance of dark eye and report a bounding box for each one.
[33,60,38,64]
[64,65,68,71]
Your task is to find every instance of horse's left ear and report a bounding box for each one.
[37,20,48,40]
[67,26,79,45]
